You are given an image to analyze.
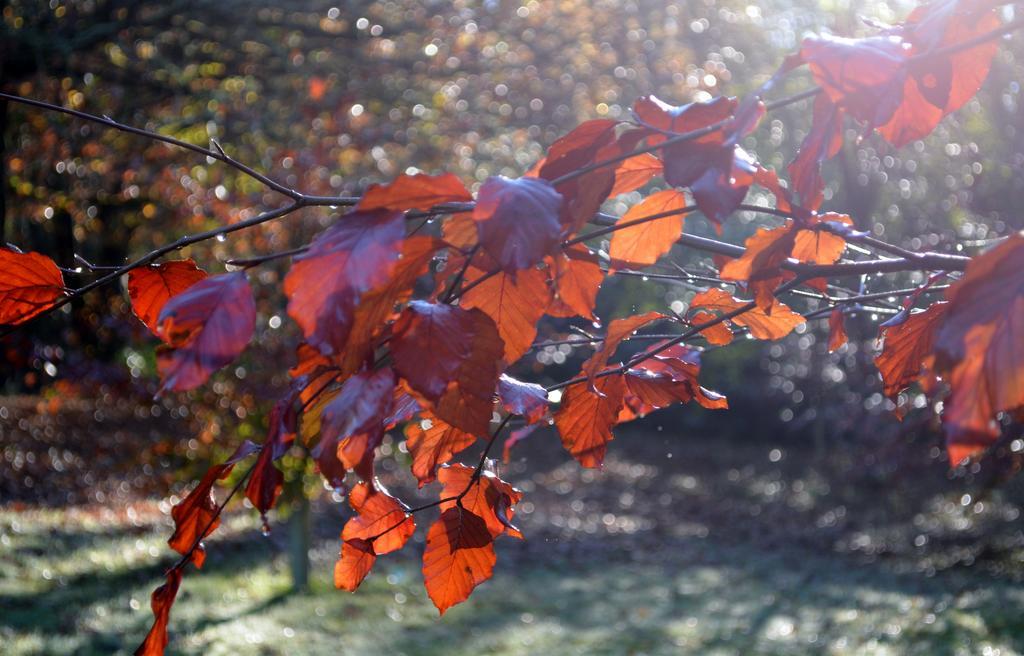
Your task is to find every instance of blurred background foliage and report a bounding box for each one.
[1,0,1023,503]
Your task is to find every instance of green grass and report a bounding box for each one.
[3,506,1024,655]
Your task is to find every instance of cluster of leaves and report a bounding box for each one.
[1,1,1022,654]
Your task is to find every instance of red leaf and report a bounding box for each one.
[168,440,260,567]
[335,482,415,591]
[624,343,728,413]
[690,288,804,341]
[792,214,851,265]
[610,152,663,197]
[720,223,797,292]
[933,234,1024,462]
[438,463,524,539]
[461,265,551,364]
[134,568,183,656]
[502,423,542,463]
[422,506,496,615]
[403,412,477,486]
[156,272,256,393]
[828,308,849,353]
[581,311,667,386]
[0,248,65,325]
[358,173,472,212]
[128,260,207,339]
[285,209,405,356]
[391,301,504,435]
[547,245,604,320]
[498,374,549,424]
[608,190,689,268]
[316,367,396,483]
[693,310,734,345]
[554,374,627,468]
[875,302,948,400]
[473,176,563,273]
[788,94,845,210]
[245,392,299,517]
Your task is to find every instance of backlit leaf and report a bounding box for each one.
[128,260,207,339]
[608,190,688,268]
[473,176,563,273]
[422,506,496,615]
[0,248,66,325]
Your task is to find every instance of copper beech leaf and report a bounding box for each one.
[933,234,1024,463]
[581,311,668,386]
[690,288,804,341]
[460,266,551,364]
[315,367,396,484]
[875,302,949,401]
[610,152,663,197]
[127,260,207,339]
[623,343,728,417]
[422,506,496,615]
[547,246,604,320]
[828,308,849,353]
[156,272,256,393]
[608,190,689,268]
[334,482,415,592]
[554,374,627,468]
[285,209,405,357]
[358,172,471,212]
[0,248,66,325]
[391,301,504,435]
[438,463,524,539]
[403,412,477,487]
[498,374,549,424]
[245,391,299,519]
[473,176,563,273]
[167,440,260,568]
[134,568,183,656]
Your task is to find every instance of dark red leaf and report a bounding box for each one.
[134,568,183,656]
[156,272,256,393]
[498,374,549,424]
[315,367,396,483]
[473,176,563,273]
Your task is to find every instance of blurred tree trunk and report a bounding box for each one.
[287,481,311,592]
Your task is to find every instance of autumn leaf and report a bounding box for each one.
[932,234,1024,462]
[875,302,949,400]
[422,506,496,615]
[546,245,604,320]
[403,412,477,486]
[391,301,504,435]
[128,260,207,339]
[792,214,851,265]
[335,482,415,592]
[608,190,688,268]
[692,310,734,345]
[624,343,728,413]
[473,176,563,273]
[610,152,663,197]
[460,265,551,364]
[690,288,804,340]
[0,248,66,325]
[788,94,845,210]
[581,311,667,386]
[168,440,260,567]
[245,391,299,518]
[315,367,396,483]
[497,373,549,424]
[438,463,524,539]
[554,374,627,468]
[134,568,183,656]
[156,272,256,393]
[285,208,405,357]
[828,308,848,352]
[720,223,797,288]
[358,172,472,212]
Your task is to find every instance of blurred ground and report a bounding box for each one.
[2,395,1024,655]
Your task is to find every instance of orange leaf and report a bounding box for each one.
[128,260,207,339]
[625,343,728,412]
[547,246,603,320]
[461,266,551,363]
[358,173,471,212]
[391,301,504,435]
[285,209,405,357]
[422,506,496,615]
[168,440,260,567]
[933,234,1024,462]
[608,190,688,268]
[403,413,477,486]
[720,223,797,288]
[554,374,626,468]
[473,176,563,273]
[581,311,667,385]
[828,308,849,352]
[690,288,804,341]
[438,463,524,539]
[610,152,663,197]
[875,302,949,400]
[335,482,415,591]
[0,248,65,325]
[156,272,256,393]
[134,568,183,656]
[692,310,733,345]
